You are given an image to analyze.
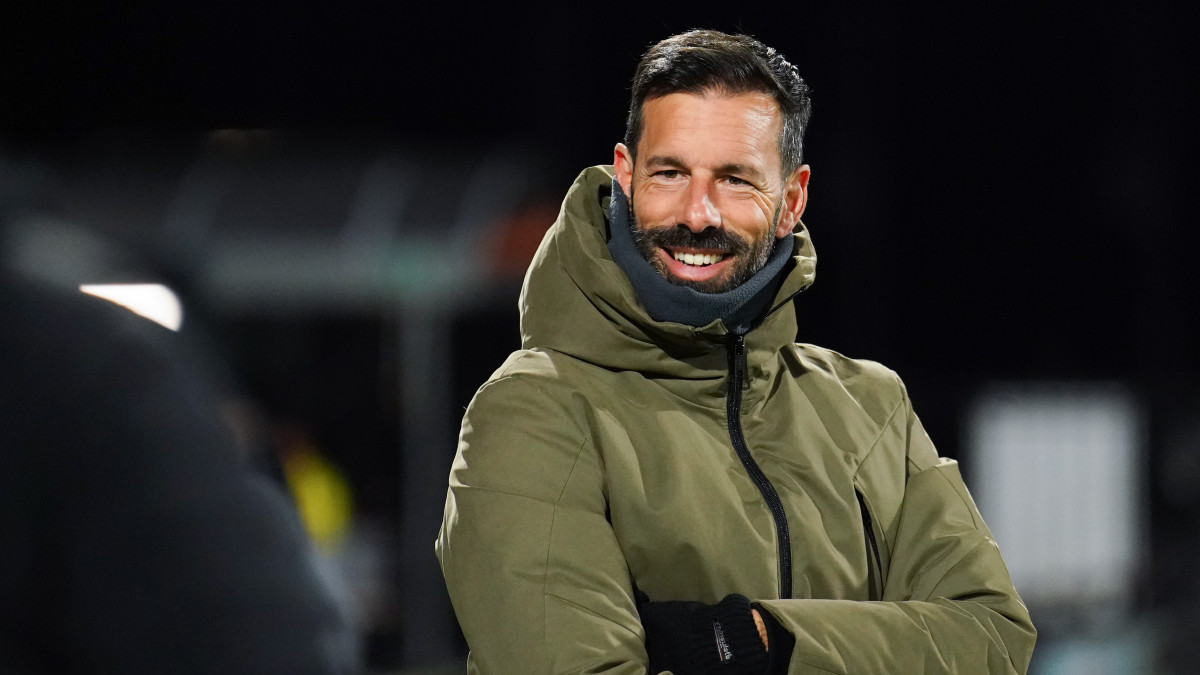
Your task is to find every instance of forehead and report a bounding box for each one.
[637,91,783,172]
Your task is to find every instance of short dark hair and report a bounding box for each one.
[624,29,812,176]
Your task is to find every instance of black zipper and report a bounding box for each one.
[726,332,793,599]
[856,489,883,601]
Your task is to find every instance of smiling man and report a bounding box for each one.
[437,30,1035,674]
[617,89,806,295]
[616,89,807,296]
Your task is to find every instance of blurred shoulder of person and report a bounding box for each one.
[0,272,360,674]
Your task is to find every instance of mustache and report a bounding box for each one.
[632,224,751,254]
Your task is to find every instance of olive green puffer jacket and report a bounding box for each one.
[436,165,1035,674]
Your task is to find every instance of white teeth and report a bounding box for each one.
[672,252,724,266]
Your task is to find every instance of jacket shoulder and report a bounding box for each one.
[454,349,594,502]
[466,349,580,437]
[481,348,581,396]
[790,343,908,429]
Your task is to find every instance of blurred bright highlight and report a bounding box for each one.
[970,383,1143,617]
[79,284,183,331]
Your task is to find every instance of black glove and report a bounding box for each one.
[638,593,769,675]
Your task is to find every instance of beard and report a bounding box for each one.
[628,198,781,295]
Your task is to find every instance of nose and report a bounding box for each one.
[679,179,721,232]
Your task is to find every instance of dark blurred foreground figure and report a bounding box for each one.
[0,274,359,674]
[437,30,1036,673]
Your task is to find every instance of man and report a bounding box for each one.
[437,30,1035,674]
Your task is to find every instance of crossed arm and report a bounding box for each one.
[436,375,1035,674]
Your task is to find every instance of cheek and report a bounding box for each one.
[631,192,678,228]
[722,200,775,239]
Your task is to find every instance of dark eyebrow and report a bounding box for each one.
[715,163,765,180]
[643,155,686,169]
[643,157,766,180]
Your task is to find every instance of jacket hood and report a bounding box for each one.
[518,165,817,381]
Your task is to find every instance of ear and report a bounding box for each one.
[613,143,634,200]
[775,164,811,239]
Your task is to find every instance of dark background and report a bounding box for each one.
[3,3,1197,672]
[5,3,1195,375]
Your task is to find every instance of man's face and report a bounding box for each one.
[614,91,810,294]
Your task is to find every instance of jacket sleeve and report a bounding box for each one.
[755,389,1037,675]
[436,372,648,674]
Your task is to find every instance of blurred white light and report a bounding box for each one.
[969,383,1143,616]
[80,284,183,331]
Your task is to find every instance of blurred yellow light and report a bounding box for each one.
[79,284,183,331]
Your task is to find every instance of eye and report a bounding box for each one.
[724,175,751,186]
[654,169,681,179]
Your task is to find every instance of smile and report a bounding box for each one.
[670,250,728,267]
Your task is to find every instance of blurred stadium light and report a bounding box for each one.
[968,383,1151,673]
[969,383,1145,619]
[80,283,183,331]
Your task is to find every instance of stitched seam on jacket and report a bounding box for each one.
[543,592,643,675]
[929,538,992,598]
[450,483,568,504]
[471,367,588,504]
[500,349,646,667]
[494,352,548,382]
[543,592,641,639]
[852,392,906,473]
[542,434,607,669]
[787,658,843,675]
[928,538,1029,674]
[933,465,983,530]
